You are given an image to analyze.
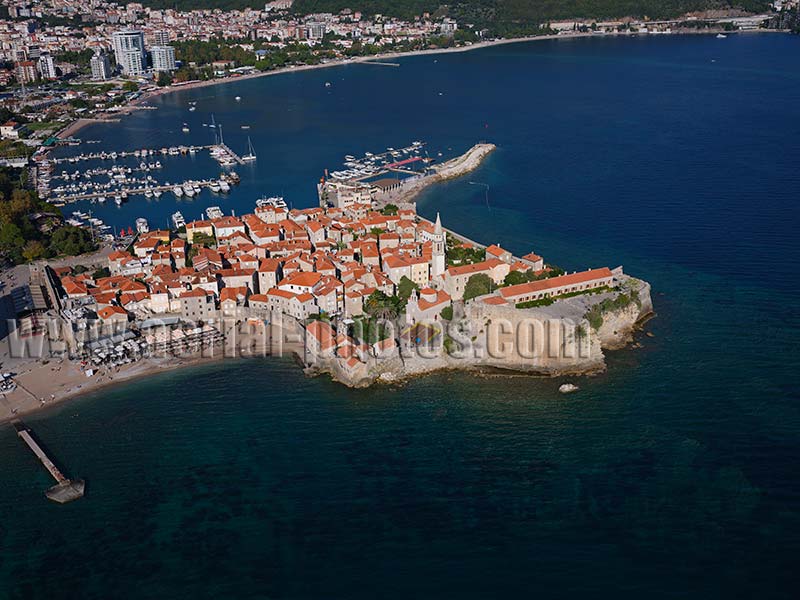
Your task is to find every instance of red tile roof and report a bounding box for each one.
[498,268,613,299]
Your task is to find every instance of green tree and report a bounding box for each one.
[22,240,46,262]
[463,273,494,301]
[381,203,399,216]
[122,81,139,93]
[192,232,216,247]
[92,266,111,279]
[397,275,419,300]
[503,270,530,286]
[364,290,402,320]
[156,71,173,87]
[48,226,95,256]
[0,222,25,256]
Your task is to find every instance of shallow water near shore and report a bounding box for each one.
[2,34,800,598]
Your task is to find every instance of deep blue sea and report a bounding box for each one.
[2,34,800,599]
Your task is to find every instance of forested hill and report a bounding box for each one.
[137,0,770,22]
[291,1,769,21]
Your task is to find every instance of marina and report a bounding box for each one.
[44,144,216,165]
[325,141,430,183]
[36,141,247,204]
[44,172,240,206]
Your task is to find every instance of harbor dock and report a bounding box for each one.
[38,142,247,204]
[13,421,85,504]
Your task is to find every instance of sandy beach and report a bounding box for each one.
[0,315,307,426]
[0,354,220,425]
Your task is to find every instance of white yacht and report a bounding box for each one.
[256,196,287,209]
[172,211,186,228]
[242,137,257,162]
[135,218,149,234]
[173,186,184,197]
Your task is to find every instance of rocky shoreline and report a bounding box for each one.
[305,275,654,389]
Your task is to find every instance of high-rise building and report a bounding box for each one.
[306,22,327,39]
[112,29,146,76]
[37,53,57,80]
[14,61,37,84]
[150,30,170,46]
[90,51,112,81]
[151,46,176,72]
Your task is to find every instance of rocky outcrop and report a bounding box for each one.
[306,275,653,388]
[431,143,496,181]
[594,277,653,350]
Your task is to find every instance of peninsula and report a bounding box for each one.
[0,139,652,422]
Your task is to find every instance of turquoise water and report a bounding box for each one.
[3,34,800,598]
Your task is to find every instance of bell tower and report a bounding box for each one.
[431,212,446,279]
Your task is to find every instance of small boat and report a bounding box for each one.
[153,189,162,198]
[241,125,250,130]
[716,33,727,39]
[173,186,184,197]
[325,82,331,88]
[189,106,196,112]
[144,188,153,198]
[114,196,122,206]
[98,196,107,203]
[235,96,241,101]
[218,180,230,193]
[210,182,221,193]
[182,123,190,133]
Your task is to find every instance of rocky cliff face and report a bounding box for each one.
[306,275,654,388]
[595,278,653,350]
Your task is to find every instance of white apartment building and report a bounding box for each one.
[112,30,146,76]
[151,46,176,72]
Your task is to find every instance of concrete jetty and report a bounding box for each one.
[13,421,85,504]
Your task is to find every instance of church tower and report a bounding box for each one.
[431,212,446,280]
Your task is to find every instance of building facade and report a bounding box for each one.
[112,30,146,76]
[37,53,57,80]
[90,51,112,81]
[151,46,176,72]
